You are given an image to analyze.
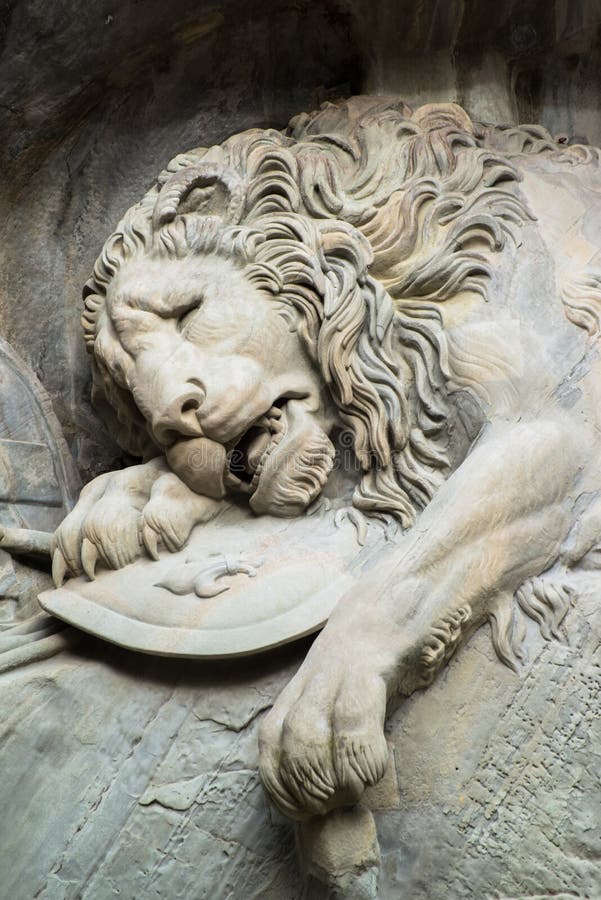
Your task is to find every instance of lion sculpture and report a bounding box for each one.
[53,95,601,821]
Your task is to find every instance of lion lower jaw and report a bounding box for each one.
[249,402,335,517]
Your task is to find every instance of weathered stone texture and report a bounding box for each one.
[1,3,601,898]
[377,578,601,898]
[1,586,599,898]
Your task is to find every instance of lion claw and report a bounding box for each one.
[52,548,68,588]
[81,538,99,581]
[142,523,160,561]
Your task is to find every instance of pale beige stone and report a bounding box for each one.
[298,804,380,899]
[32,96,601,891]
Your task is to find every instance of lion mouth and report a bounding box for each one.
[224,405,287,495]
[167,399,335,516]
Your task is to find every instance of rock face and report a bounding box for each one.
[1,4,601,900]
[1,592,599,899]
[377,584,601,899]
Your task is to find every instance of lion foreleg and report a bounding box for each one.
[259,416,590,820]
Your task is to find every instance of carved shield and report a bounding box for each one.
[39,505,394,657]
[0,337,80,532]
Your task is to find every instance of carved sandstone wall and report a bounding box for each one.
[1,5,601,900]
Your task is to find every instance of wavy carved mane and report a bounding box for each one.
[83,96,583,526]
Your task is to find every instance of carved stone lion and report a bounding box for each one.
[53,95,601,820]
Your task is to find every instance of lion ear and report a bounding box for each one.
[153,163,245,228]
[317,221,395,343]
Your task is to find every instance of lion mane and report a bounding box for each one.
[82,95,587,529]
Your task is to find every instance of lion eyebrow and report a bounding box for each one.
[120,291,164,312]
[115,288,200,318]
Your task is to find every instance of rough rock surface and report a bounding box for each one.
[1,579,599,899]
[1,2,601,898]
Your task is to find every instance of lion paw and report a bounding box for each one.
[141,473,223,560]
[259,656,389,821]
[52,460,225,584]
[52,460,168,584]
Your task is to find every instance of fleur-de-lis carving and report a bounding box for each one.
[155,553,264,599]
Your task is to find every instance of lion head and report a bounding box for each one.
[81,96,530,525]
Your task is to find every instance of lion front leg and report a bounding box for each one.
[140,471,224,560]
[52,457,224,584]
[259,417,591,820]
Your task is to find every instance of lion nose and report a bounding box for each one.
[151,384,205,446]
